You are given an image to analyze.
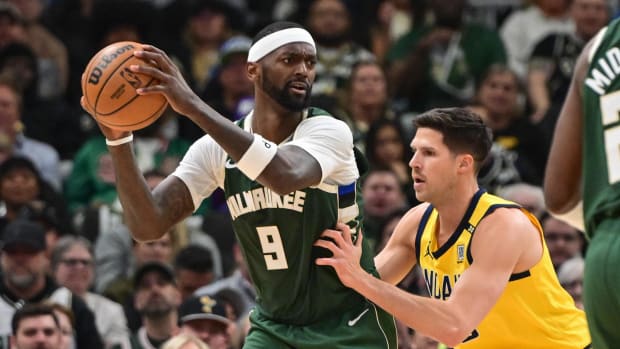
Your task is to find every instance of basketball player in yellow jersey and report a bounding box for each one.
[315,108,591,348]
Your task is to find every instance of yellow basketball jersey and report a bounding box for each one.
[416,189,590,349]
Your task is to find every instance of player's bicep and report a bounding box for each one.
[261,144,323,189]
[447,210,530,330]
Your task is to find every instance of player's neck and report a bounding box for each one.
[433,182,480,237]
[252,98,304,143]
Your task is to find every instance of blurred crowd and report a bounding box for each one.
[0,0,603,348]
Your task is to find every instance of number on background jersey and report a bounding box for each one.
[599,92,620,184]
[257,226,288,270]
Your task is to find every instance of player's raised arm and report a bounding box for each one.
[132,41,328,196]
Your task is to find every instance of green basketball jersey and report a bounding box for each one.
[224,108,377,325]
[581,18,620,237]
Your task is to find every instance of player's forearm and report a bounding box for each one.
[107,144,169,241]
[352,272,471,347]
[184,102,255,161]
[182,102,319,194]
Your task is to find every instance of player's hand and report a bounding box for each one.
[130,45,203,118]
[80,96,131,141]
[315,222,365,289]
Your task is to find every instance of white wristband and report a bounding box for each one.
[105,133,134,146]
[237,134,277,180]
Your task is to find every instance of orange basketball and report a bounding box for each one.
[82,41,168,131]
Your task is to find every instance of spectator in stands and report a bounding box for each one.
[178,295,233,349]
[48,303,75,349]
[387,0,506,112]
[183,1,238,93]
[195,242,256,320]
[130,262,181,349]
[500,0,573,79]
[10,303,62,349]
[0,156,73,254]
[496,182,546,218]
[303,0,375,113]
[468,64,548,186]
[173,245,216,301]
[340,60,394,152]
[51,236,131,349]
[202,35,254,124]
[6,0,68,101]
[527,0,609,133]
[161,333,209,349]
[0,77,61,189]
[364,118,415,205]
[361,168,408,251]
[368,0,426,64]
[102,232,174,305]
[541,213,585,271]
[0,220,103,348]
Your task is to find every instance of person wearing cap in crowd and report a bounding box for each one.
[82,20,397,349]
[202,35,254,123]
[0,219,103,349]
[178,294,232,349]
[130,261,181,349]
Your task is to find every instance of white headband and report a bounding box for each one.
[247,27,316,62]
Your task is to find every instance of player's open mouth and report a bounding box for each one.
[289,82,308,94]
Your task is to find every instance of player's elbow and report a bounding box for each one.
[126,221,169,243]
[439,326,473,347]
[544,191,576,215]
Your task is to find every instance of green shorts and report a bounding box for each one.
[244,300,397,349]
[583,218,620,349]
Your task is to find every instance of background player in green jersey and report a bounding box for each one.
[80,21,396,348]
[545,17,620,349]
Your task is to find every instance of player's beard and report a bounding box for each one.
[262,72,311,112]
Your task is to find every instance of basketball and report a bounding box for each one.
[82,41,168,131]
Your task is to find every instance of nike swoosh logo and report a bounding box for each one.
[347,308,369,326]
[224,159,237,169]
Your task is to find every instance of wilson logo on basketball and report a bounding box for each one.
[88,44,136,85]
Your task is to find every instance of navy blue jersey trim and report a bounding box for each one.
[433,188,486,259]
[466,201,522,264]
[509,270,531,281]
[415,205,434,264]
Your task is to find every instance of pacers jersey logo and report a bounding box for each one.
[457,244,465,263]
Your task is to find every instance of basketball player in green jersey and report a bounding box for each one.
[81,22,396,348]
[545,17,620,349]
[316,108,590,348]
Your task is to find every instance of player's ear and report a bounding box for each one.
[457,154,474,172]
[247,62,259,82]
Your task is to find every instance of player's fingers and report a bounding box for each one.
[356,228,364,247]
[320,229,346,248]
[315,257,335,266]
[80,96,93,114]
[135,46,175,70]
[314,237,340,254]
[336,222,353,244]
[129,64,168,85]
